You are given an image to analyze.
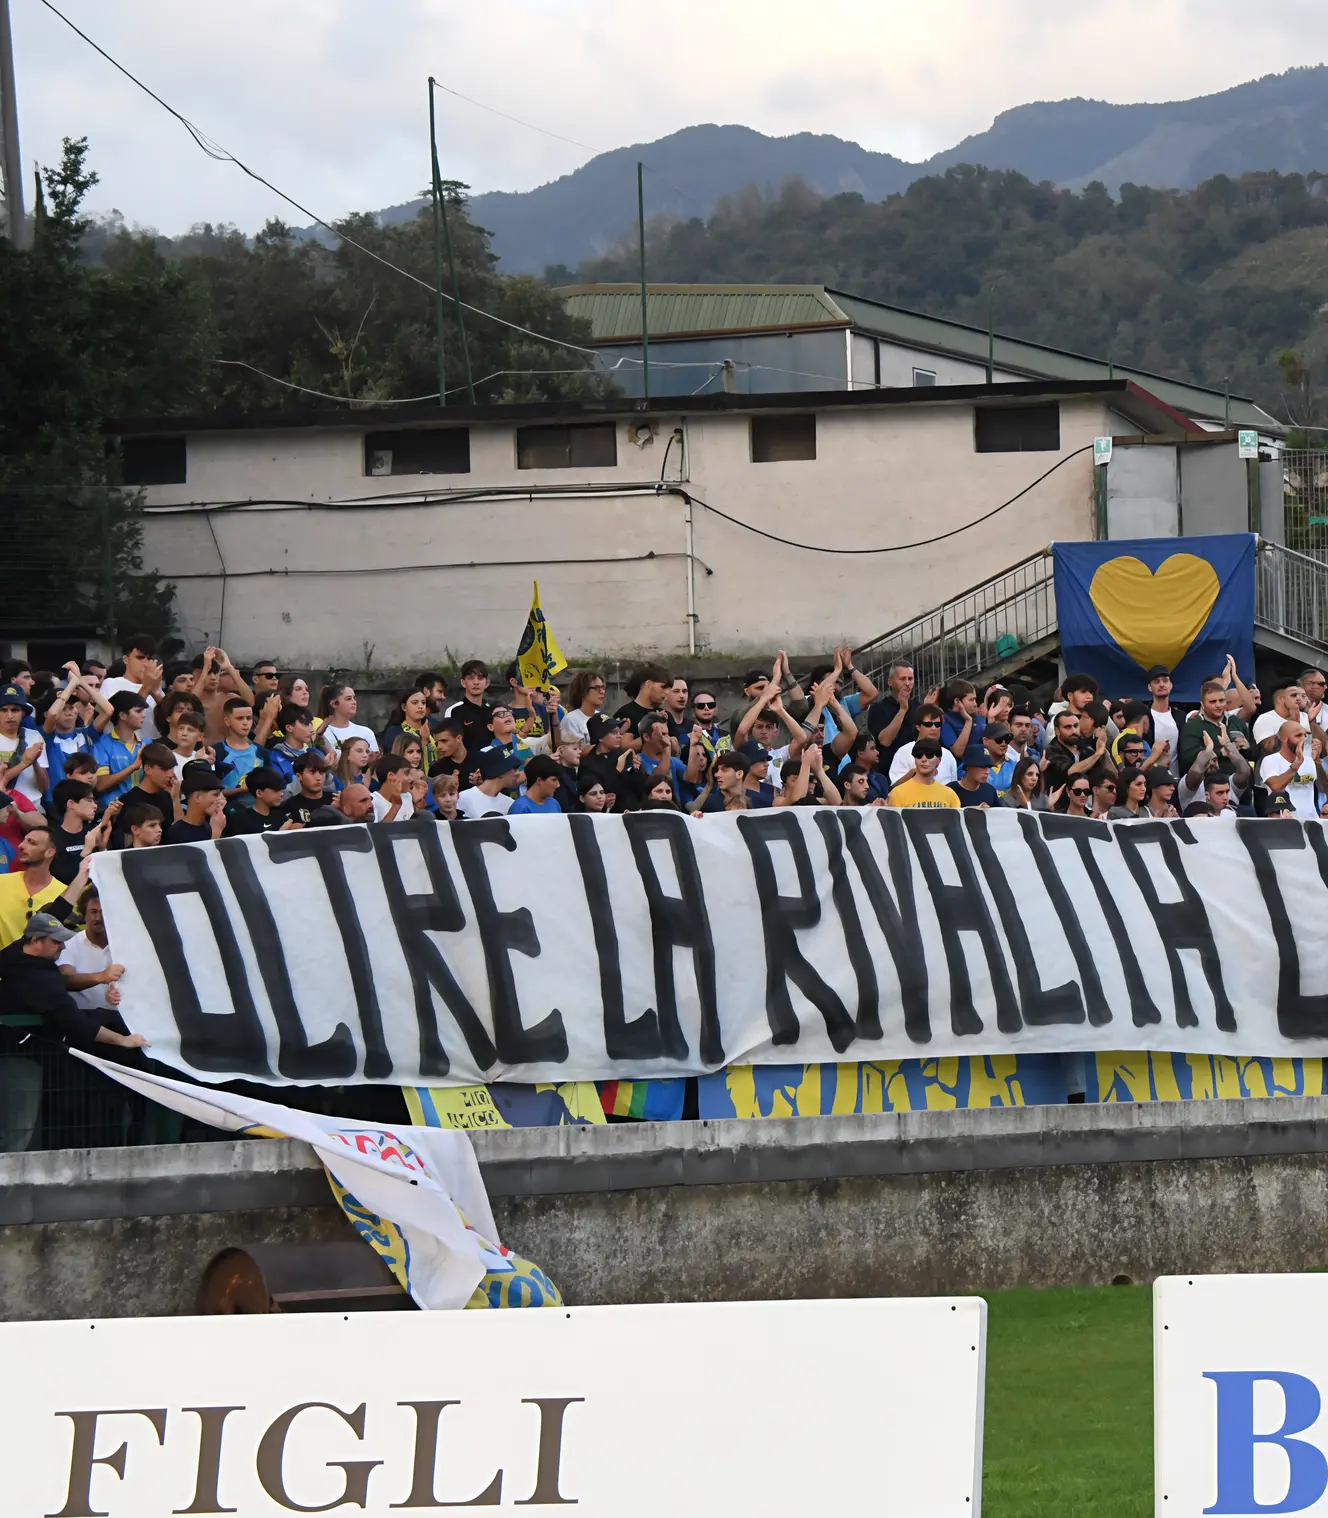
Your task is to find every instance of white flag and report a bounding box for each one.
[75,1053,534,1311]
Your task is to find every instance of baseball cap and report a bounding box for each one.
[182,766,223,796]
[961,750,991,772]
[587,715,619,744]
[0,684,27,709]
[1146,769,1175,793]
[478,746,523,781]
[23,911,74,943]
[737,740,771,764]
[984,722,1012,743]
[742,668,768,688]
[109,690,149,716]
[1145,665,1171,683]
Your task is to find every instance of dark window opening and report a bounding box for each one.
[751,413,817,463]
[516,423,617,470]
[121,435,186,485]
[365,428,471,476]
[975,403,1061,453]
[912,368,938,387]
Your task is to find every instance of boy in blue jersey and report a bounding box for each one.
[213,698,267,806]
[508,755,563,816]
[92,692,149,803]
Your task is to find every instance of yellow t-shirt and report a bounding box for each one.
[0,872,65,949]
[888,778,961,810]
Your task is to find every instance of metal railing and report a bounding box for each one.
[857,550,1057,695]
[1254,538,1328,655]
[1282,450,1328,562]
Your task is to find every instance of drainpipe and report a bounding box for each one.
[684,489,697,656]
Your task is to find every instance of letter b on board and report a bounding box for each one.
[1204,1371,1328,1514]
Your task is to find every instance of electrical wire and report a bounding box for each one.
[214,359,595,404]
[666,445,1095,554]
[164,549,712,581]
[35,0,615,362]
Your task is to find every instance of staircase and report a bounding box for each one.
[857,538,1328,696]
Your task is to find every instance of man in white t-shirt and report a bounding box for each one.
[369,755,415,823]
[455,747,522,819]
[57,890,123,1012]
[1258,721,1322,821]
[99,635,165,744]
[1145,666,1179,768]
[1252,683,1307,747]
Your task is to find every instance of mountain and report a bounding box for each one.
[372,66,1328,275]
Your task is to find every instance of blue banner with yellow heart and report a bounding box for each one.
[1052,534,1255,700]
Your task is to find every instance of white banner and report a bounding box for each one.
[89,809,1328,1087]
[76,1052,505,1310]
[0,1297,987,1517]
[1155,1274,1328,1515]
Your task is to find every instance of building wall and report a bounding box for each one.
[140,397,1107,665]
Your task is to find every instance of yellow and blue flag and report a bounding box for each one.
[1052,533,1254,700]
[516,579,566,690]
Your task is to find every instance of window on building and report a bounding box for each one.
[516,423,617,470]
[912,368,938,387]
[364,428,470,476]
[751,413,817,463]
[975,403,1061,453]
[120,435,186,485]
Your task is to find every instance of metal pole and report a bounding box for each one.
[439,187,475,404]
[637,161,650,400]
[1224,377,1231,426]
[986,286,994,386]
[0,0,28,248]
[426,79,447,405]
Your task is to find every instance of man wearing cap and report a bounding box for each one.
[736,740,777,808]
[887,739,961,810]
[456,746,524,820]
[0,911,147,1054]
[579,715,633,812]
[1145,666,1179,761]
[981,723,1017,797]
[0,829,92,948]
[168,768,228,844]
[0,683,48,805]
[92,690,149,802]
[949,750,999,808]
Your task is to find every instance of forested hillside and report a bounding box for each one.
[572,167,1328,423]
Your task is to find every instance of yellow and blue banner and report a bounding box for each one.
[515,578,566,691]
[698,1056,1067,1119]
[1052,533,1255,700]
[1086,1052,1328,1103]
[405,1082,606,1130]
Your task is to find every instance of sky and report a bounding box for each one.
[11,0,1326,236]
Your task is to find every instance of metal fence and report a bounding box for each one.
[1282,449,1328,562]
[1254,538,1328,655]
[857,550,1057,695]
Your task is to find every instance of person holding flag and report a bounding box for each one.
[512,581,568,742]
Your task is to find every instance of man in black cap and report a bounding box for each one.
[736,740,776,807]
[579,714,634,811]
[455,746,524,820]
[0,912,147,1054]
[1146,666,1178,762]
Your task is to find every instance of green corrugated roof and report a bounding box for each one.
[557,284,848,341]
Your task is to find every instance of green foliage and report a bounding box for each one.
[0,137,208,643]
[578,165,1328,422]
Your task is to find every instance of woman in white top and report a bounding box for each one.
[560,670,607,751]
[316,683,379,758]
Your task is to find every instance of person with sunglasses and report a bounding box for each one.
[1089,770,1118,819]
[0,827,93,949]
[887,704,957,788]
[1060,777,1093,818]
[688,691,730,759]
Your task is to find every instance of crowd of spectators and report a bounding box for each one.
[0,636,1326,1141]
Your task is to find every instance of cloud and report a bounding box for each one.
[11,0,1325,235]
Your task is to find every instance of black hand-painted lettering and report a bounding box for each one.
[1239,821,1328,1039]
[1115,820,1236,1032]
[450,819,567,1065]
[119,847,272,1077]
[265,829,392,1079]
[370,817,498,1077]
[901,810,1021,1037]
[622,812,721,1063]
[841,809,931,1044]
[1040,815,1160,1026]
[813,811,881,1039]
[965,810,1084,1025]
[570,815,662,1059]
[738,811,856,1052]
[1014,814,1112,1026]
[217,840,357,1080]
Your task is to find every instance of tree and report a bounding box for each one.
[0,137,209,646]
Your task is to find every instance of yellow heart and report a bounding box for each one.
[1088,554,1221,673]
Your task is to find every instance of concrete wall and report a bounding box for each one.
[139,397,1107,666]
[1180,442,1249,535]
[7,1098,1328,1321]
[1106,446,1178,538]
